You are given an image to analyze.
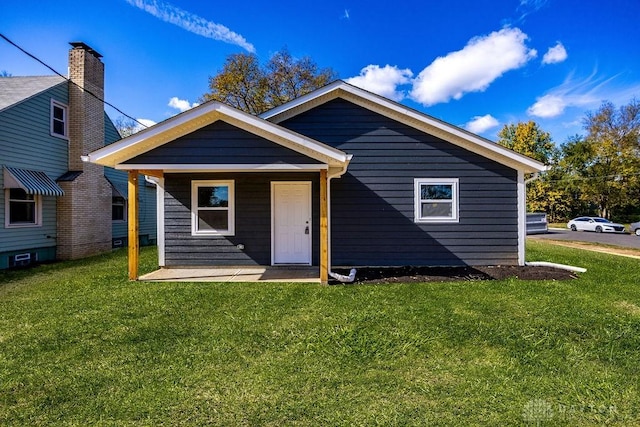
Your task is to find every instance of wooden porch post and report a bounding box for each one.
[320,169,329,284]
[128,171,139,280]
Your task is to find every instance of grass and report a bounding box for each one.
[548,222,566,229]
[1,242,639,426]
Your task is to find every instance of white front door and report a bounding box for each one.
[272,182,312,265]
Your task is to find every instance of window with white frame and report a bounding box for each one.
[50,99,68,138]
[191,180,235,235]
[5,188,41,227]
[414,178,459,222]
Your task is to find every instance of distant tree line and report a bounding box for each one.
[497,99,640,222]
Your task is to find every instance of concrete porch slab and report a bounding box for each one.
[139,266,321,283]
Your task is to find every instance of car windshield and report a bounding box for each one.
[594,218,611,223]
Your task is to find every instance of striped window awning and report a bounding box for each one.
[3,166,65,196]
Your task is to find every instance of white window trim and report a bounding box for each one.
[414,178,459,223]
[50,99,69,139]
[4,189,42,228]
[191,180,235,236]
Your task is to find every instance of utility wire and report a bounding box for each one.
[0,33,148,129]
[535,170,640,183]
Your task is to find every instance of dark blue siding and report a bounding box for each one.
[125,121,321,165]
[280,98,519,266]
[164,173,319,266]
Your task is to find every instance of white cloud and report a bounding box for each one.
[542,42,567,65]
[410,27,537,106]
[465,114,500,134]
[514,0,549,23]
[133,118,156,133]
[526,70,637,118]
[346,65,413,101]
[137,118,157,127]
[527,94,567,117]
[168,96,199,112]
[125,0,255,52]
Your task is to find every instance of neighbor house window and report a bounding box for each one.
[414,178,459,222]
[50,99,68,138]
[5,188,41,227]
[191,180,235,235]
[112,196,126,221]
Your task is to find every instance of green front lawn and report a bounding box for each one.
[1,242,639,426]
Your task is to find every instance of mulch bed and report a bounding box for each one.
[330,265,578,285]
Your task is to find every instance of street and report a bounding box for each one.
[529,228,640,250]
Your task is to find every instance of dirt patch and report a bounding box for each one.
[330,265,578,285]
[613,301,640,316]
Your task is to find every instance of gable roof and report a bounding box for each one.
[0,76,66,112]
[84,100,351,170]
[261,81,547,174]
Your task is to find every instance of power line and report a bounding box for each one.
[536,170,640,183]
[0,33,148,129]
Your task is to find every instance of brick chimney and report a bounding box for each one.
[56,42,112,260]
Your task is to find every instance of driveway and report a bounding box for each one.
[529,228,640,250]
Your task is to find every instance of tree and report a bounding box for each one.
[525,163,575,222]
[497,121,556,164]
[201,48,337,115]
[202,53,267,114]
[555,135,594,217]
[496,121,571,218]
[113,116,140,138]
[264,49,336,107]
[562,100,640,218]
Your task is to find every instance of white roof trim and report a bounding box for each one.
[116,164,329,172]
[262,81,547,174]
[85,101,349,168]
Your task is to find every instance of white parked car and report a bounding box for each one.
[631,221,640,236]
[567,216,626,233]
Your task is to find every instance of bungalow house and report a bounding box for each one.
[85,81,545,283]
[0,42,156,269]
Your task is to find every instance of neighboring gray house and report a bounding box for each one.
[86,81,545,283]
[0,42,156,269]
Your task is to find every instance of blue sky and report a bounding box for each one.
[1,0,639,145]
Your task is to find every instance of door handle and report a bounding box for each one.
[304,226,309,234]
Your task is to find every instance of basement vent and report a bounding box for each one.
[9,252,37,268]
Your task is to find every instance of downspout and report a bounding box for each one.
[525,171,541,184]
[525,261,586,273]
[329,268,357,283]
[517,170,527,266]
[145,175,165,267]
[327,154,355,283]
[520,170,544,266]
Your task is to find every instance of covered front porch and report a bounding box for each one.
[139,265,321,283]
[125,168,336,283]
[83,101,352,284]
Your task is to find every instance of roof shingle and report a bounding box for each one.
[0,75,66,112]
